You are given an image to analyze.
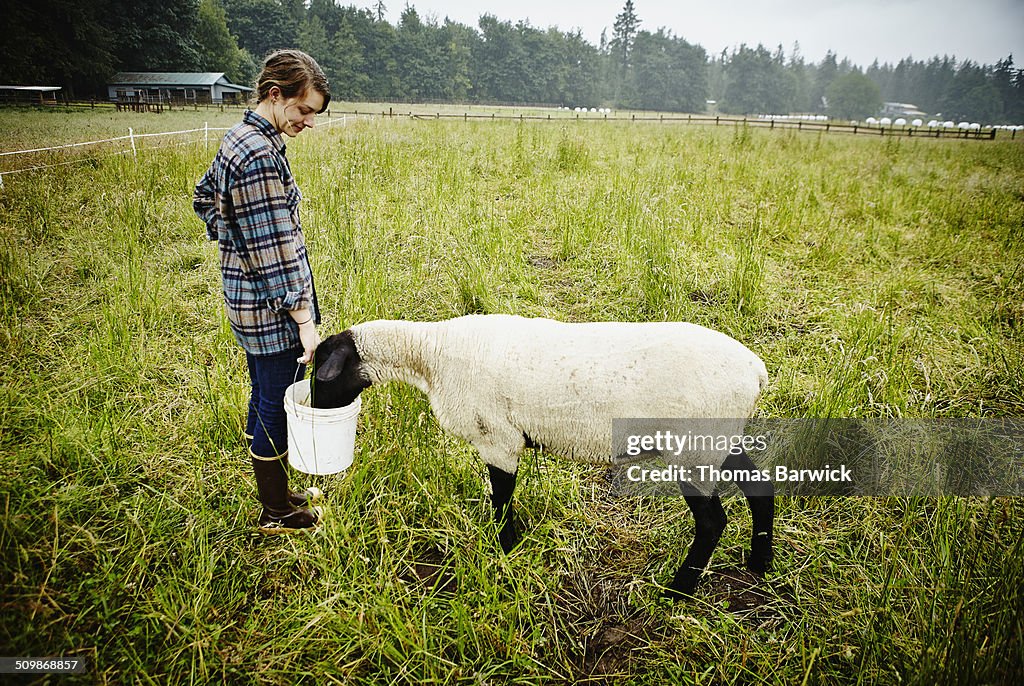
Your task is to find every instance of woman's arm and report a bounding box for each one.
[193,167,218,240]
[229,154,312,314]
[231,154,320,362]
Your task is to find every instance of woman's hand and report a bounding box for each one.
[292,310,320,364]
[297,320,320,364]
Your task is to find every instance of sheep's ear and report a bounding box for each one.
[315,346,350,381]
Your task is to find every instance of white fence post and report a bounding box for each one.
[129,127,137,158]
[204,122,209,147]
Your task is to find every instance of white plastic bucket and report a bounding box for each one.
[284,379,361,474]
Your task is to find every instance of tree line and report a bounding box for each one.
[3,0,1022,123]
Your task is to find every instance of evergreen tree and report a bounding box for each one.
[610,0,640,104]
[473,14,528,102]
[789,42,812,112]
[395,6,431,100]
[222,0,298,61]
[518,22,563,103]
[628,30,707,112]
[562,29,602,107]
[706,50,727,108]
[890,59,913,103]
[941,61,1002,122]
[992,56,1021,123]
[358,9,402,100]
[921,56,956,116]
[438,20,476,102]
[812,51,839,113]
[826,70,881,120]
[296,14,363,100]
[1013,67,1024,122]
[109,0,202,72]
[722,44,793,115]
[596,29,614,105]
[196,0,250,84]
[0,0,116,95]
[307,0,343,37]
[866,60,890,99]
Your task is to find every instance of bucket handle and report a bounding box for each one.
[291,350,315,406]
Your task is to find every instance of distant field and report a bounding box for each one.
[1,107,1022,683]
[0,102,601,154]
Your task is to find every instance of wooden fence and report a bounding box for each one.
[338,107,1016,141]
[114,94,164,113]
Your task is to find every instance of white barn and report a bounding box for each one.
[107,72,252,105]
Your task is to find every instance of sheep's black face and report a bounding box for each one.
[311,331,371,408]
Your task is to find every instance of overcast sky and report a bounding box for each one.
[390,0,1023,68]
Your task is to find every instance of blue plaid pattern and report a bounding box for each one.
[194,110,320,356]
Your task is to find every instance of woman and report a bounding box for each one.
[194,49,331,534]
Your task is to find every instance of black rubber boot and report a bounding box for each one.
[287,486,323,509]
[250,450,323,535]
[245,434,323,509]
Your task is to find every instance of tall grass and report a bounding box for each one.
[1,107,1022,683]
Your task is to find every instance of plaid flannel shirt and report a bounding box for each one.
[194,110,320,356]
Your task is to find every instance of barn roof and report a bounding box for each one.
[109,72,251,91]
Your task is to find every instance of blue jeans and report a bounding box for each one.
[245,346,305,459]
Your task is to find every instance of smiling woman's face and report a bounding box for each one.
[272,89,325,137]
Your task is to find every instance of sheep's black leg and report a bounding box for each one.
[487,465,519,553]
[722,449,774,575]
[665,491,727,599]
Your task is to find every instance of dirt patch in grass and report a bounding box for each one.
[400,547,458,595]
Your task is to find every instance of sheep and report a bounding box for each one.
[312,314,773,599]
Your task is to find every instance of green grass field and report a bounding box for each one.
[1,106,1023,684]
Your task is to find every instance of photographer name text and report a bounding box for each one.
[625,463,853,484]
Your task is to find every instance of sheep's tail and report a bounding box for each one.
[757,360,769,393]
[750,357,769,415]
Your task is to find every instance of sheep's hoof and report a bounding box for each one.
[497,524,520,554]
[661,585,692,602]
[745,551,773,576]
[663,567,701,601]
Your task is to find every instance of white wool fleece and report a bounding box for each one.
[349,315,768,492]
